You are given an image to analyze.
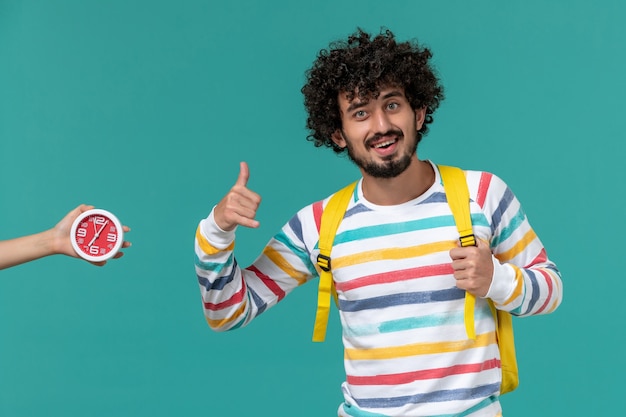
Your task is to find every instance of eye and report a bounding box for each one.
[387,102,399,110]
[354,110,368,120]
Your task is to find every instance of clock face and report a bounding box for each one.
[70,209,124,262]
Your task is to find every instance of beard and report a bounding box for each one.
[343,128,418,179]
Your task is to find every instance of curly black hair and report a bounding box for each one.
[301,28,444,154]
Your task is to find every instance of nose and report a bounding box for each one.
[373,109,393,133]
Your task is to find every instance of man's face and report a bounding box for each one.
[332,87,426,179]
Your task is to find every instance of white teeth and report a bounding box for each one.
[374,139,396,148]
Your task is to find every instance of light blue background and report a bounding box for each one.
[1,1,624,415]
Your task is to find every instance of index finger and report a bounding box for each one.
[449,246,467,260]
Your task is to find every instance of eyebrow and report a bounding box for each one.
[345,90,405,113]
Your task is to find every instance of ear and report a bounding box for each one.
[415,107,427,130]
[331,130,347,148]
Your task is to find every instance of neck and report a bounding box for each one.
[360,157,435,205]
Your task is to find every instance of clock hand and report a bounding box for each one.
[87,220,109,247]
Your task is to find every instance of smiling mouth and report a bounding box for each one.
[366,130,403,150]
[372,138,397,149]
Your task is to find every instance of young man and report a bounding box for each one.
[194,29,562,417]
[0,204,131,270]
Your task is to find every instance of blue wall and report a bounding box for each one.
[1,1,624,415]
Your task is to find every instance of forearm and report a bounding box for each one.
[487,250,563,317]
[195,211,246,330]
[0,229,58,270]
[478,173,563,317]
[195,208,316,331]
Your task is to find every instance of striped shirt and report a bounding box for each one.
[194,162,563,417]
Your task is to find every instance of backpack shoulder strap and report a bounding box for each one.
[312,181,357,342]
[438,165,476,247]
[438,165,477,339]
[438,165,519,394]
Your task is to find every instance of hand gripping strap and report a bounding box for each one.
[438,165,477,340]
[312,182,357,342]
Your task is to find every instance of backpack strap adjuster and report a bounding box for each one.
[317,254,331,272]
[459,233,476,247]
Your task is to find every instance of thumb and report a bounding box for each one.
[235,161,249,187]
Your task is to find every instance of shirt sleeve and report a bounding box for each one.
[475,172,563,316]
[194,205,320,331]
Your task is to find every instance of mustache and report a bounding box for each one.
[366,129,404,145]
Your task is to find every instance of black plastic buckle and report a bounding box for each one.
[317,254,331,272]
[459,234,477,247]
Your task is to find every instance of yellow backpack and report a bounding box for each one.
[312,164,519,395]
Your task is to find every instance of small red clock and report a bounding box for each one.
[70,208,124,262]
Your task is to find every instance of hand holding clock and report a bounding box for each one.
[0,204,131,270]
